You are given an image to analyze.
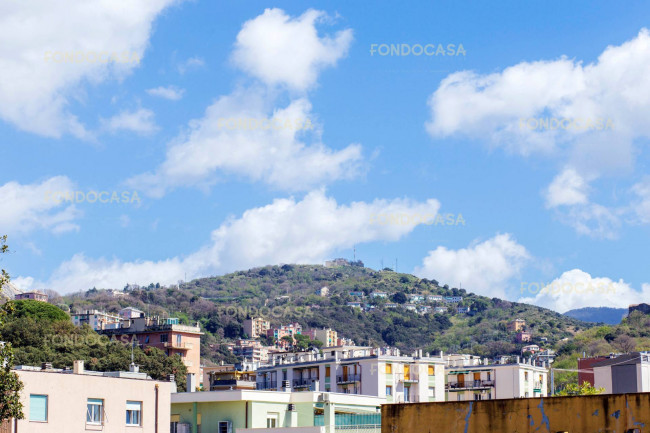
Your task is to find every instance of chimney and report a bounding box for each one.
[187,373,197,392]
[168,374,177,393]
[516,356,520,364]
[73,360,84,374]
[129,363,140,373]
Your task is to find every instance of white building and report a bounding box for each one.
[71,310,121,331]
[593,352,650,394]
[256,346,446,403]
[444,355,548,401]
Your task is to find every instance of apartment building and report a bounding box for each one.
[204,362,258,391]
[427,295,443,302]
[507,318,526,332]
[267,323,302,341]
[5,361,171,433]
[243,317,271,338]
[304,328,338,347]
[171,389,383,433]
[444,355,548,401]
[232,339,270,363]
[516,331,532,343]
[444,296,463,303]
[71,310,121,331]
[119,307,145,320]
[256,346,446,403]
[592,352,650,394]
[14,291,48,302]
[98,315,203,378]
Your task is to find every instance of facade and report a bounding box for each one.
[119,307,144,320]
[349,291,364,297]
[521,344,540,354]
[14,291,48,302]
[593,352,650,394]
[370,292,388,299]
[304,328,338,347]
[347,302,362,309]
[98,316,203,378]
[256,346,446,403]
[507,319,526,332]
[578,355,613,386]
[268,323,303,342]
[71,310,121,331]
[325,258,349,268]
[445,356,548,401]
[444,296,463,303]
[427,295,443,302]
[516,331,532,343]
[232,339,270,363]
[171,389,383,433]
[7,361,171,433]
[407,294,425,303]
[319,287,329,296]
[243,317,271,338]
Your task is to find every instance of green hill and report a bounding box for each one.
[63,264,592,363]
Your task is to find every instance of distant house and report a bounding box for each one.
[419,305,432,314]
[119,307,144,320]
[444,296,463,303]
[403,304,417,312]
[319,287,329,297]
[347,302,362,309]
[325,258,349,268]
[386,303,398,308]
[516,331,532,343]
[349,291,365,298]
[15,291,48,302]
[427,295,443,302]
[507,319,526,332]
[408,294,425,303]
[434,307,447,314]
[521,344,540,354]
[457,306,471,314]
[370,292,388,299]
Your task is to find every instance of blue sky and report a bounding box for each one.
[2,0,650,312]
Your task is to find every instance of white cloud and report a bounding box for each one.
[232,8,353,90]
[0,176,80,234]
[24,191,440,292]
[426,28,650,172]
[146,85,185,101]
[127,90,363,197]
[414,234,531,299]
[518,269,650,313]
[177,56,205,75]
[0,0,182,137]
[545,168,589,208]
[630,178,650,224]
[101,108,158,135]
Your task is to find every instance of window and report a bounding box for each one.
[87,398,104,424]
[386,385,392,396]
[385,363,392,374]
[160,334,169,343]
[126,401,142,426]
[325,366,330,377]
[403,386,410,402]
[428,387,434,397]
[524,372,529,381]
[267,413,279,428]
[144,336,150,344]
[177,334,182,346]
[29,394,48,422]
[428,365,434,376]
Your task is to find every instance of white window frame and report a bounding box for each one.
[126,400,142,426]
[87,398,104,425]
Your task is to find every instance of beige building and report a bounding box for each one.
[243,317,271,338]
[304,328,338,347]
[6,361,171,433]
[507,318,526,332]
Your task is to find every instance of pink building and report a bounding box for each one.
[14,291,48,302]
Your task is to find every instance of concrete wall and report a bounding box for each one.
[382,393,650,433]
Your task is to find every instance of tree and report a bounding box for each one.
[612,335,636,353]
[556,381,605,396]
[392,292,407,304]
[0,235,25,423]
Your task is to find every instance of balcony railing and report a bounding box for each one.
[401,374,419,383]
[293,378,317,388]
[534,382,543,391]
[446,380,495,390]
[337,374,361,384]
[256,381,277,390]
[164,342,193,350]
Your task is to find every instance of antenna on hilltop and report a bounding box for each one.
[353,245,356,261]
[395,258,398,273]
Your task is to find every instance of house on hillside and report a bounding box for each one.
[507,319,526,332]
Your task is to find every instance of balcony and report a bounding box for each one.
[534,382,543,391]
[293,378,317,388]
[256,381,277,390]
[337,374,361,384]
[401,374,419,384]
[164,341,193,350]
[446,380,495,390]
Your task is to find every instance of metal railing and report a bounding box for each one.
[164,342,193,349]
[256,381,277,390]
[446,380,495,390]
[293,378,317,388]
[336,374,361,384]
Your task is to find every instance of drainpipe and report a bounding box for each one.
[192,402,198,433]
[155,384,159,433]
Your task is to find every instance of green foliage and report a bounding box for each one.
[555,381,605,396]
[0,235,24,423]
[4,299,69,322]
